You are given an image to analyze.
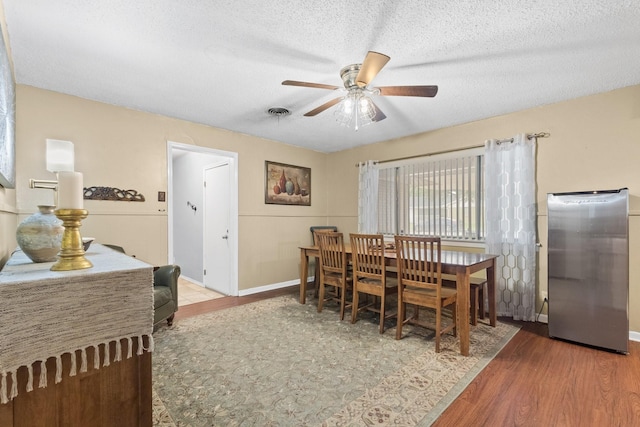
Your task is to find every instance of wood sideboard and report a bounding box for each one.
[0,244,153,427]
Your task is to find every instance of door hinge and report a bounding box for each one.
[204,181,206,187]
[204,269,206,275]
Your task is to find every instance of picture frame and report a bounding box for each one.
[0,29,16,189]
[265,161,311,206]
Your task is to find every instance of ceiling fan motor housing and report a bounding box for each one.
[340,64,362,89]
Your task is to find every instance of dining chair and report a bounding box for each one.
[310,226,338,243]
[442,275,486,325]
[394,235,457,353]
[310,226,339,298]
[349,233,397,334]
[316,231,352,320]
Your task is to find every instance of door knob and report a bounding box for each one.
[222,235,228,240]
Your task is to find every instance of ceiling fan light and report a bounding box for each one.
[334,90,375,131]
[359,96,375,120]
[343,96,354,113]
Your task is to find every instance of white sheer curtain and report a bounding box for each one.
[484,134,537,321]
[358,160,379,233]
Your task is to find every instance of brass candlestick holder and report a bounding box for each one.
[50,209,93,271]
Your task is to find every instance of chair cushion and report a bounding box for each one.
[154,286,173,309]
[404,286,457,298]
[356,276,397,288]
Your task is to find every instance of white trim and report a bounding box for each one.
[537,314,548,324]
[238,279,302,296]
[0,204,17,214]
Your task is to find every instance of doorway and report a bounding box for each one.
[167,141,238,296]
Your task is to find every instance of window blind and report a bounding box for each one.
[377,150,484,241]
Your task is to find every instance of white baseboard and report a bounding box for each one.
[238,278,307,296]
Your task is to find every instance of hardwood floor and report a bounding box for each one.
[173,286,640,426]
[432,320,640,426]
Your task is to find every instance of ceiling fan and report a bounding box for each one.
[282,51,438,128]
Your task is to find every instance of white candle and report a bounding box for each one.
[57,171,84,209]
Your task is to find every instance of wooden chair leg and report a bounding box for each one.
[314,262,320,298]
[478,281,486,319]
[351,291,359,324]
[435,306,442,353]
[379,293,386,334]
[317,281,325,313]
[452,302,457,337]
[396,299,405,340]
[470,284,479,326]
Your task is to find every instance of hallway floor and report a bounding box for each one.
[177,277,225,306]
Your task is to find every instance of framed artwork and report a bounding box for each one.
[265,161,311,206]
[0,29,15,189]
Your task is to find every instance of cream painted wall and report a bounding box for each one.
[15,85,330,290]
[326,84,640,332]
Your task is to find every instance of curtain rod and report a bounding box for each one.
[355,132,550,167]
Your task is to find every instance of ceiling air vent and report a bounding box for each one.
[267,107,290,117]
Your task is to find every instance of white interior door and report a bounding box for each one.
[204,162,231,294]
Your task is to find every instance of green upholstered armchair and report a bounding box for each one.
[153,265,180,327]
[103,244,180,328]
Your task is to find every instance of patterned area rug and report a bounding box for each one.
[152,294,519,426]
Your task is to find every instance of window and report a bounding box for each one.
[377,148,485,241]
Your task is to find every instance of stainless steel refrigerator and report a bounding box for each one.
[547,188,629,353]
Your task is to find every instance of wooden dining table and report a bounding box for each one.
[299,244,498,356]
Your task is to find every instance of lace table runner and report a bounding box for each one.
[0,243,154,403]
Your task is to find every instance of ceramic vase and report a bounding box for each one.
[16,205,64,263]
[293,177,301,195]
[279,170,287,193]
[285,177,294,195]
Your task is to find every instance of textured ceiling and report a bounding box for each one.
[4,1,640,153]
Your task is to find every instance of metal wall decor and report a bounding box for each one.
[83,186,146,202]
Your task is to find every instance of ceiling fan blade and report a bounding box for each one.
[303,97,343,116]
[378,85,439,97]
[282,80,341,91]
[356,51,390,88]
[372,101,386,122]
